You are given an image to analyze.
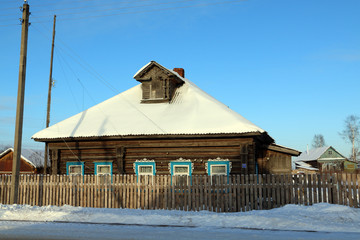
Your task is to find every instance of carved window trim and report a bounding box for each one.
[133,158,156,176]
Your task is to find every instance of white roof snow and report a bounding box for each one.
[293,146,329,162]
[293,146,345,162]
[294,161,318,171]
[32,62,265,140]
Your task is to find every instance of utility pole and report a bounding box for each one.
[10,1,30,204]
[44,15,56,175]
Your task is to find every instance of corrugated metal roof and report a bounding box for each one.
[293,146,347,162]
[293,146,329,162]
[32,61,266,140]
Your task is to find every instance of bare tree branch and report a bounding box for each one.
[339,115,360,162]
[312,134,326,148]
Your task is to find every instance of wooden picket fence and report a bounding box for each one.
[0,173,359,212]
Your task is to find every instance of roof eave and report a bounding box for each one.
[32,131,266,143]
[133,61,184,84]
[267,144,301,156]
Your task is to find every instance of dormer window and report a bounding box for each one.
[141,76,169,101]
[134,61,184,103]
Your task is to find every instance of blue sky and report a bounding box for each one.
[0,0,359,157]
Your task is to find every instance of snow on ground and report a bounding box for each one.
[0,203,359,239]
[1,203,359,232]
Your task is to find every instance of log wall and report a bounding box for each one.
[48,137,256,175]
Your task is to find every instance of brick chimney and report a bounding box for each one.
[173,68,185,78]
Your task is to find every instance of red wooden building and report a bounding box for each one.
[0,148,38,174]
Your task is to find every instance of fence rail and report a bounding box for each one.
[0,173,359,212]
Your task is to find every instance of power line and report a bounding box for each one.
[30,0,245,23]
[30,0,197,19]
[32,22,167,135]
[54,48,82,112]
[30,0,122,8]
[56,43,119,93]
[0,23,21,27]
[0,9,22,17]
[30,0,153,13]
[0,0,148,19]
[32,22,119,94]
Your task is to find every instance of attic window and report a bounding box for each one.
[134,62,184,103]
[329,151,332,155]
[141,77,170,102]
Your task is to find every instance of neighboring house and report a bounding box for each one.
[293,146,347,172]
[0,148,42,174]
[32,61,300,177]
[343,160,357,172]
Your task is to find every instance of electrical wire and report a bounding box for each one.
[28,0,246,22]
[30,0,123,8]
[0,0,244,26]
[29,0,153,13]
[30,0,244,22]
[55,48,82,113]
[0,23,21,27]
[31,0,196,17]
[32,22,168,135]
[55,43,168,134]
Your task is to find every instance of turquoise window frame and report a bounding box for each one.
[94,162,113,176]
[169,161,193,185]
[134,161,156,176]
[169,161,193,176]
[66,161,85,175]
[207,160,231,176]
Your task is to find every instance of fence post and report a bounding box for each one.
[351,174,357,208]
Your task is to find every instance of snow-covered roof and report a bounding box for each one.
[0,148,38,168]
[32,61,266,141]
[294,161,319,171]
[293,146,329,162]
[293,146,345,162]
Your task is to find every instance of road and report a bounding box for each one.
[0,221,359,240]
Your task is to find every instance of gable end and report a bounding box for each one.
[134,62,184,103]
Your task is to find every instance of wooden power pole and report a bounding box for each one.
[10,1,30,204]
[44,15,56,174]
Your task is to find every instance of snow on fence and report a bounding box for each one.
[0,174,359,212]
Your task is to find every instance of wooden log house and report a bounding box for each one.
[32,61,300,177]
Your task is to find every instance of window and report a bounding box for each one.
[69,165,82,175]
[174,165,189,175]
[169,159,193,185]
[94,162,113,184]
[138,165,154,175]
[66,162,84,176]
[206,158,231,184]
[133,159,156,176]
[98,165,111,175]
[211,165,227,175]
[328,151,333,155]
[94,162,113,176]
